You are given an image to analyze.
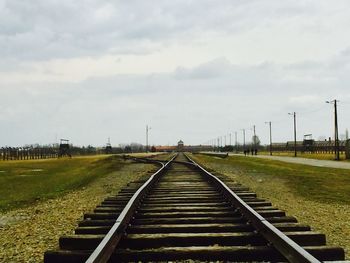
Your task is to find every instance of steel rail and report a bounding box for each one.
[123,156,166,163]
[185,154,321,263]
[85,155,177,263]
[124,154,177,164]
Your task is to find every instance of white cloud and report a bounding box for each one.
[174,58,232,79]
[1,1,350,146]
[1,53,350,146]
[0,0,349,62]
[289,95,322,105]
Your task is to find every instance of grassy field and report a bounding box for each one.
[258,151,348,161]
[192,154,350,204]
[0,156,159,262]
[0,155,127,211]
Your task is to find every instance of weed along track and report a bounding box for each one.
[45,153,346,262]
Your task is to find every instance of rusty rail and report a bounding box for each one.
[85,154,177,263]
[44,152,345,262]
[87,153,322,263]
[185,154,321,263]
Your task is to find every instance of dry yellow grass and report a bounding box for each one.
[0,160,156,262]
[0,155,119,211]
[191,154,350,259]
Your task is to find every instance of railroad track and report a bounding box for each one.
[45,153,346,262]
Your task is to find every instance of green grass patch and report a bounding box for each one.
[0,155,127,211]
[191,154,350,205]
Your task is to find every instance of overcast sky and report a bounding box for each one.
[1,0,350,147]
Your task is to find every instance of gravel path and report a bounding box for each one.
[229,153,350,169]
[0,161,155,263]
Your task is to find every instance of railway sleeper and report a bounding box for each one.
[78,216,297,229]
[134,210,285,219]
[134,211,240,218]
[153,186,249,191]
[95,204,126,209]
[140,202,231,207]
[44,245,344,263]
[131,215,298,225]
[84,212,120,220]
[78,219,116,227]
[74,222,312,235]
[117,231,326,249]
[58,231,326,251]
[137,206,235,213]
[112,245,345,262]
[146,192,257,198]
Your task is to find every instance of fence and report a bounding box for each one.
[346,139,350,159]
[1,147,58,161]
[269,140,347,154]
[0,145,133,161]
[213,139,349,158]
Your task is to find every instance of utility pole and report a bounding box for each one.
[229,133,232,146]
[253,125,256,150]
[235,131,238,153]
[288,112,297,157]
[334,100,340,160]
[242,129,246,152]
[146,125,151,152]
[224,135,226,146]
[265,121,272,156]
[326,100,340,160]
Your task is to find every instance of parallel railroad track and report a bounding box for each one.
[45,153,346,262]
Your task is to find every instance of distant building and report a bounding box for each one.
[58,139,71,158]
[154,140,213,153]
[154,145,176,152]
[177,140,184,152]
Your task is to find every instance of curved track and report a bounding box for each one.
[45,153,346,262]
